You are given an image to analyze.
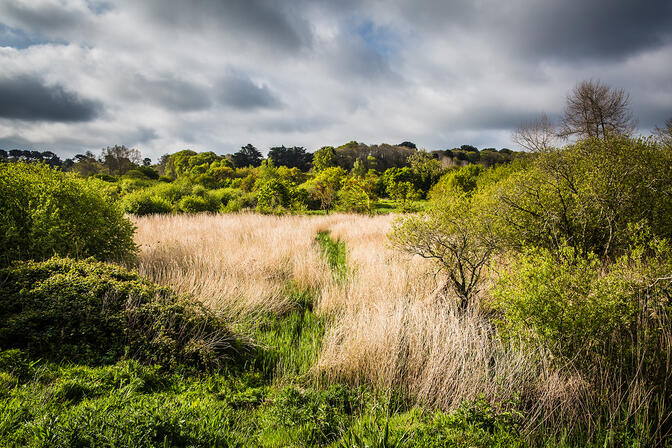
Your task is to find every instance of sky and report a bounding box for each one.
[0,0,671,160]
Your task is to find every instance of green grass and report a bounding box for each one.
[0,354,538,447]
[372,199,428,214]
[315,231,347,281]
[0,231,642,447]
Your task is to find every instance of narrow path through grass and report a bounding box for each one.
[315,231,347,281]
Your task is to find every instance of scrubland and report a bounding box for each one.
[3,134,671,446]
[133,213,587,441]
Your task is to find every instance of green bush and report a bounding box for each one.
[177,195,214,213]
[0,257,246,369]
[0,162,136,266]
[121,192,173,215]
[492,243,672,377]
[221,191,256,213]
[256,178,291,213]
[485,136,672,259]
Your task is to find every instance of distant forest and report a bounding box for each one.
[0,141,520,215]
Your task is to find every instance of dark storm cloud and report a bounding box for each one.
[124,0,311,52]
[0,75,101,122]
[389,0,672,61]
[218,74,282,110]
[513,0,672,61]
[132,75,212,112]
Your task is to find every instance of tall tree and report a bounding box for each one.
[267,146,313,171]
[101,145,141,175]
[230,144,263,168]
[312,146,336,172]
[559,80,636,140]
[512,113,558,152]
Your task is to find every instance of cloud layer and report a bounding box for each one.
[0,0,670,158]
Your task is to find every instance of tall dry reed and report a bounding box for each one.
[133,213,339,316]
[133,212,586,429]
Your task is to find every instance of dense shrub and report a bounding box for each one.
[0,162,136,266]
[485,136,672,258]
[121,191,173,215]
[492,243,672,373]
[177,194,215,213]
[0,257,246,369]
[256,178,292,213]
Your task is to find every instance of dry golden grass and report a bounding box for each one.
[133,213,340,316]
[133,212,584,423]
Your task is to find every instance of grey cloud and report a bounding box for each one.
[259,114,338,133]
[219,73,282,110]
[513,0,672,61]
[329,34,398,82]
[0,1,93,39]
[0,75,101,122]
[133,126,159,144]
[132,75,212,112]
[386,0,672,62]
[0,134,34,150]
[123,0,311,52]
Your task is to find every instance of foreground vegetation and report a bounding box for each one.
[2,115,672,444]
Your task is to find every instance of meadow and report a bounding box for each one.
[129,213,588,443]
[2,134,672,446]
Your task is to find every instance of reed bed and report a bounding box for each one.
[133,212,584,427]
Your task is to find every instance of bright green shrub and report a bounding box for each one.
[121,192,173,215]
[0,162,136,266]
[428,164,482,200]
[177,195,214,213]
[0,257,245,369]
[336,177,374,213]
[123,169,149,180]
[221,191,256,213]
[486,136,672,259]
[150,179,193,203]
[492,243,672,377]
[208,188,237,207]
[256,178,291,213]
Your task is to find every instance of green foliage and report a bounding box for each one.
[337,177,374,214]
[409,150,444,196]
[409,399,524,448]
[268,385,360,445]
[121,192,173,215]
[383,167,421,208]
[492,243,672,374]
[306,166,347,213]
[0,257,244,369]
[390,194,496,310]
[230,143,263,168]
[256,178,292,213]
[316,231,347,280]
[428,164,483,200]
[313,146,337,172]
[487,136,672,259]
[177,194,216,213]
[0,162,136,266]
[268,146,313,171]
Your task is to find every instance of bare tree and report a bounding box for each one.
[512,113,558,152]
[559,79,636,140]
[654,117,672,148]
